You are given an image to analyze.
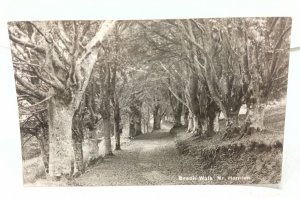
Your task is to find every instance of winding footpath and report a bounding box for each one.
[74,126,199,186]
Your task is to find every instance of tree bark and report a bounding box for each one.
[222,109,241,139]
[243,48,266,134]
[135,113,142,136]
[206,115,215,137]
[192,114,201,136]
[129,112,136,137]
[113,104,121,150]
[153,104,161,130]
[85,128,100,164]
[244,103,265,134]
[153,105,161,130]
[144,108,150,133]
[187,111,194,132]
[168,87,183,128]
[71,103,85,175]
[173,101,183,127]
[186,73,202,136]
[114,109,122,150]
[213,111,220,132]
[183,108,189,127]
[103,117,113,156]
[72,140,84,174]
[36,133,49,173]
[48,98,75,178]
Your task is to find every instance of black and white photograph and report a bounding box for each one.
[7,17,292,186]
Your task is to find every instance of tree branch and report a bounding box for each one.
[15,74,47,99]
[9,31,45,54]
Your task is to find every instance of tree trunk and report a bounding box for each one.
[192,115,201,136]
[85,128,101,165]
[103,117,113,156]
[173,102,183,127]
[36,133,49,173]
[187,73,201,136]
[206,116,215,137]
[135,114,142,136]
[72,140,84,175]
[225,111,240,129]
[183,109,189,127]
[244,103,265,134]
[113,104,121,150]
[71,105,85,175]
[222,110,241,139]
[129,112,136,137]
[201,118,207,132]
[153,105,161,130]
[48,99,75,178]
[174,113,182,127]
[145,108,150,133]
[213,111,220,132]
[153,116,161,130]
[187,111,193,132]
[243,57,266,134]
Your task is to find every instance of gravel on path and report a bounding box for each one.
[73,127,200,186]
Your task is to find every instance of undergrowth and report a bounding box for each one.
[173,103,285,184]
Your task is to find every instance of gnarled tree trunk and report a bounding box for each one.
[48,98,75,178]
[244,103,265,134]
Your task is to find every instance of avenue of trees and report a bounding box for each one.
[9,17,291,179]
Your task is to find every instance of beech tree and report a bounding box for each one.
[176,19,251,134]
[9,20,116,177]
[243,18,291,133]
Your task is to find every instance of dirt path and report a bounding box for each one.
[74,126,198,186]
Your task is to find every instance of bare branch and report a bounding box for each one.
[14,74,47,99]
[9,32,45,54]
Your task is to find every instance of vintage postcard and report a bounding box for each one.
[7,17,291,186]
